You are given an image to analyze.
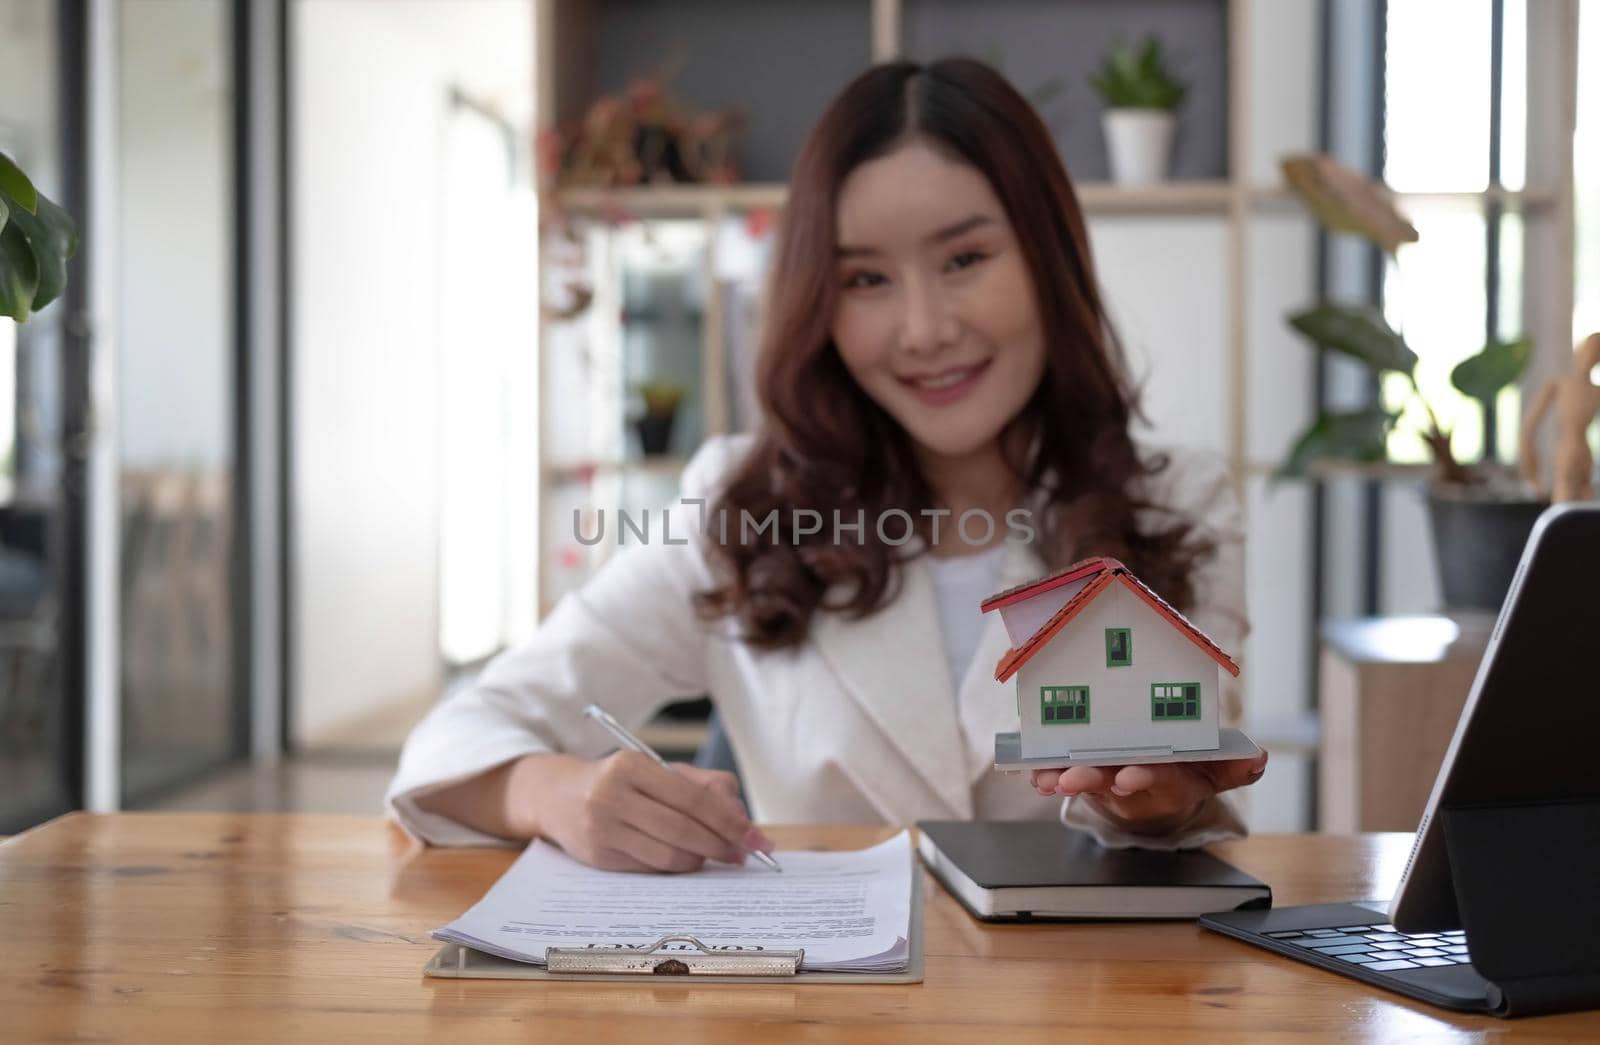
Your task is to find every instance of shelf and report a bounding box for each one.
[555,180,1311,219]
[1392,186,1560,211]
[1076,180,1235,214]
[553,183,788,216]
[546,456,690,483]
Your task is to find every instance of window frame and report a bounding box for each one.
[1041,685,1090,725]
[1105,627,1132,667]
[1150,682,1201,722]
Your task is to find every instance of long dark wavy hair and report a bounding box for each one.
[692,57,1213,650]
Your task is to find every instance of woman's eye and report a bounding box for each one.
[946,250,987,272]
[845,270,886,289]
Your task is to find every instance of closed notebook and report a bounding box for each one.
[916,820,1271,921]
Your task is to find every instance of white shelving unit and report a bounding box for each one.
[531,0,1336,798]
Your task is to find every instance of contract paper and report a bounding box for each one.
[434,831,913,972]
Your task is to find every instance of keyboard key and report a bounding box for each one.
[1362,933,1403,942]
[1266,931,1306,939]
[1315,945,1375,957]
[1414,957,1453,967]
[1447,955,1472,965]
[1336,953,1388,964]
[1306,930,1344,938]
[1304,936,1374,950]
[1373,924,1397,932]
[1444,945,1469,954]
[1329,925,1377,934]
[1371,941,1412,951]
[1367,959,1421,971]
[1406,948,1447,958]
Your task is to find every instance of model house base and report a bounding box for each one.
[992,726,1263,772]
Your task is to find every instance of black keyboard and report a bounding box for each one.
[1200,902,1495,1013]
[1261,922,1472,971]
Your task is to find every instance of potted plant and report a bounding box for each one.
[1,150,78,322]
[1090,36,1187,186]
[631,379,685,457]
[1276,153,1547,612]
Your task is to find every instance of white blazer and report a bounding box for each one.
[387,434,1251,847]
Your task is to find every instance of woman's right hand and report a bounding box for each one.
[509,751,773,873]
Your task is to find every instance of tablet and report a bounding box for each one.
[1389,501,1600,932]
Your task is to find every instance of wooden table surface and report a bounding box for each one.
[1,814,1594,1043]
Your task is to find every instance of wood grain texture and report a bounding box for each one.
[1,814,1595,1043]
[1319,618,1487,832]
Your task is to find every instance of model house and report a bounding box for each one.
[981,557,1240,760]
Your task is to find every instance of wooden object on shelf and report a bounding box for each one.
[1318,614,1493,833]
[12,812,1595,1037]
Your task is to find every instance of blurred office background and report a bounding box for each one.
[0,0,1594,836]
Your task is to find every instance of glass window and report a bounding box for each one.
[117,0,240,801]
[1041,685,1089,725]
[1151,682,1200,721]
[1383,0,1530,468]
[1105,627,1132,667]
[1385,0,1492,192]
[1576,1,1600,343]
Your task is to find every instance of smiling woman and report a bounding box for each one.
[392,57,1263,869]
[693,59,1213,652]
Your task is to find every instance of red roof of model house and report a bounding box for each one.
[980,556,1241,683]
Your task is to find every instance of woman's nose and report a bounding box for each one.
[897,279,957,355]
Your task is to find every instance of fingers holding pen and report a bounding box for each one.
[597,751,767,866]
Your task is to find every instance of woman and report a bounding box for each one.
[388,58,1267,870]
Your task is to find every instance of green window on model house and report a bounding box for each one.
[1041,685,1090,724]
[1105,627,1132,667]
[1151,682,1200,721]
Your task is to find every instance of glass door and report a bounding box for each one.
[0,0,85,832]
[115,0,242,800]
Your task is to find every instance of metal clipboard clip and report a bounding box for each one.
[545,935,805,977]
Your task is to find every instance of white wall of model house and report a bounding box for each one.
[1013,583,1223,760]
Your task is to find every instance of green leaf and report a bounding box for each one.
[0,223,40,323]
[1289,304,1418,374]
[0,151,39,215]
[1091,34,1187,110]
[1450,337,1531,402]
[1280,154,1419,254]
[1276,408,1397,478]
[3,190,78,314]
[0,195,8,238]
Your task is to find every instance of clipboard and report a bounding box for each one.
[422,870,924,984]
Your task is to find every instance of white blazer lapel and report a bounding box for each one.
[808,552,973,819]
[957,539,1051,788]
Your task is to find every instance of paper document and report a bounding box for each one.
[434,831,913,972]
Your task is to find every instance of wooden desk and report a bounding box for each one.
[2,814,1595,1042]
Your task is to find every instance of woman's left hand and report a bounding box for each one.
[1030,752,1268,836]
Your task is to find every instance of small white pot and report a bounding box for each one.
[1102,108,1176,185]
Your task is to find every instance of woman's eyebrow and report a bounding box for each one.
[834,214,997,258]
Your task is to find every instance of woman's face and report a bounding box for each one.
[830,138,1047,463]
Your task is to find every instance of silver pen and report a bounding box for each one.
[583,703,782,872]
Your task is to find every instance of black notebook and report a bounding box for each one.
[916,820,1272,921]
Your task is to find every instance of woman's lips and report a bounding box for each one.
[899,359,991,406]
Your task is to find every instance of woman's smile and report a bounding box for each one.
[898,358,993,406]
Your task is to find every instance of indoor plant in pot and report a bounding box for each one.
[631,379,684,457]
[1276,153,1548,613]
[1090,36,1187,186]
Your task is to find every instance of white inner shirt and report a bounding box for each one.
[925,544,1008,695]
